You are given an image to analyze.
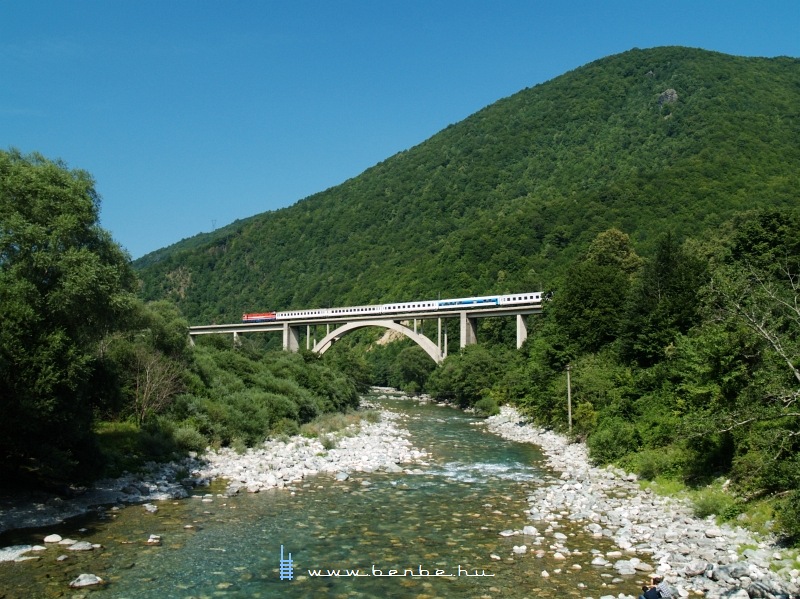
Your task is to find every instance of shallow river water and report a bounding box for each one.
[0,396,642,598]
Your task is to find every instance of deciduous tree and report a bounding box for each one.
[0,149,137,484]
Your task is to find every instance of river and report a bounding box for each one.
[0,394,641,598]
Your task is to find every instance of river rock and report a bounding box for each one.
[69,573,104,588]
[683,560,709,577]
[718,562,751,579]
[67,541,94,551]
[499,529,516,537]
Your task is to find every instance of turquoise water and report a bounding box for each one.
[0,398,639,598]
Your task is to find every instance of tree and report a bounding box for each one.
[705,209,800,430]
[388,346,435,393]
[552,261,631,353]
[426,345,501,407]
[0,149,137,484]
[706,256,800,496]
[619,232,707,366]
[692,209,800,534]
[131,346,184,425]
[552,229,641,353]
[585,228,643,275]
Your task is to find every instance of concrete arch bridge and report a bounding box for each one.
[188,294,543,364]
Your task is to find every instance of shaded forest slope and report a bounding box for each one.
[134,47,800,323]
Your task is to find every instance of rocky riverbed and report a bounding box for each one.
[3,393,800,599]
[192,408,428,496]
[0,458,200,538]
[483,405,800,599]
[0,404,427,554]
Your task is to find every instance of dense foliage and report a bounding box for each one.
[134,47,799,324]
[0,151,364,488]
[94,335,363,478]
[0,150,138,485]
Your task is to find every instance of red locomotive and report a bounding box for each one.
[241,312,276,322]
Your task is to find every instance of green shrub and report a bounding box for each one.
[691,486,742,520]
[140,418,180,461]
[776,490,800,543]
[361,410,381,424]
[620,446,688,480]
[572,401,598,437]
[172,424,207,452]
[95,421,146,477]
[402,381,420,395]
[474,397,500,417]
[587,417,640,464]
[230,436,249,455]
[271,417,300,437]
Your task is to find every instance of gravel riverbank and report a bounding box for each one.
[0,404,426,549]
[192,408,428,496]
[483,405,799,599]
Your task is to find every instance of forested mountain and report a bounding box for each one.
[134,47,800,323]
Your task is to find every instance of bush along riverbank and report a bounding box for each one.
[484,406,799,599]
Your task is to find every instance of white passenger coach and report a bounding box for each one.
[247,292,543,323]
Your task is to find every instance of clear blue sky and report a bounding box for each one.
[2,1,798,259]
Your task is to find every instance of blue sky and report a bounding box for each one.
[2,1,798,259]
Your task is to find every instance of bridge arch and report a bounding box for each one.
[312,319,443,363]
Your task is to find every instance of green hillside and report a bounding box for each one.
[134,47,800,323]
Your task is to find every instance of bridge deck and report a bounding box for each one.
[188,304,542,336]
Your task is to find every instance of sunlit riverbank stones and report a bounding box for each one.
[193,410,428,495]
[484,406,799,599]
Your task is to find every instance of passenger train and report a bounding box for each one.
[242,292,543,323]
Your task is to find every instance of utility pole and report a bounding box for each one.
[566,363,572,435]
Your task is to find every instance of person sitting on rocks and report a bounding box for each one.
[652,576,675,599]
[639,584,660,599]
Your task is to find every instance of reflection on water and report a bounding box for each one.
[0,397,639,598]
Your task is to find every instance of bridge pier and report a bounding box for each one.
[283,323,301,352]
[460,311,478,348]
[516,314,528,348]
